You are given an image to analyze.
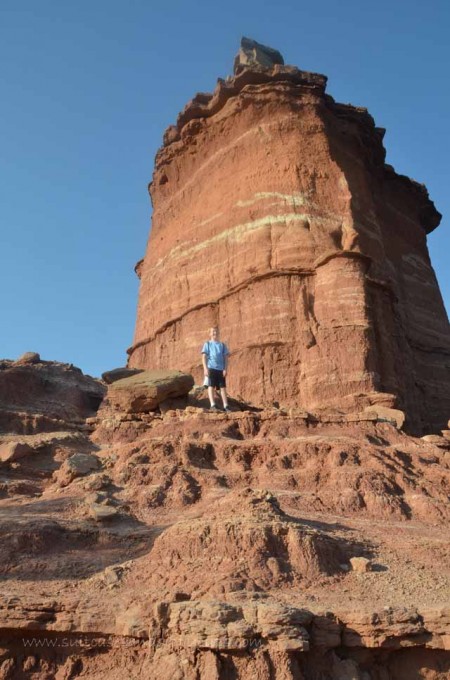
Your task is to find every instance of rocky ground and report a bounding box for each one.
[0,358,449,678]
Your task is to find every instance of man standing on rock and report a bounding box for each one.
[202,327,230,411]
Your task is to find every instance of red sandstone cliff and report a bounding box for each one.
[128,51,450,435]
[0,40,449,680]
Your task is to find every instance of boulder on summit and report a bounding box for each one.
[233,36,285,73]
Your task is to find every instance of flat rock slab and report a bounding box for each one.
[101,367,143,384]
[106,370,194,413]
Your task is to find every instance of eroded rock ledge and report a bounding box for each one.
[0,358,448,678]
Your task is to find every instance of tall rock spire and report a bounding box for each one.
[129,41,449,434]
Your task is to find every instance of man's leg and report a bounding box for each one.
[208,385,216,407]
[220,387,228,409]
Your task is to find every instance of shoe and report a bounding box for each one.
[223,406,230,412]
[209,404,219,411]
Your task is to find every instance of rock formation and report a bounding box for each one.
[0,354,105,434]
[0,359,449,678]
[0,40,449,680]
[104,369,194,413]
[129,39,450,435]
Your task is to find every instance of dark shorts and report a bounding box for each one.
[208,368,226,389]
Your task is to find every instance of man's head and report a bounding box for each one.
[209,326,219,340]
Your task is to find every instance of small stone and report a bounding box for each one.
[15,352,40,365]
[349,557,372,573]
[0,442,33,463]
[363,405,405,429]
[82,474,111,491]
[23,656,37,672]
[67,453,100,476]
[85,492,109,505]
[103,565,123,585]
[88,503,118,521]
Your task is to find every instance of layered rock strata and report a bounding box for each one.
[0,369,449,678]
[129,45,450,434]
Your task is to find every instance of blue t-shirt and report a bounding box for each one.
[202,341,230,370]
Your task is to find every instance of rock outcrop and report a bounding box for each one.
[0,392,449,679]
[0,355,105,434]
[0,357,105,503]
[102,369,194,414]
[0,41,449,680]
[128,39,450,435]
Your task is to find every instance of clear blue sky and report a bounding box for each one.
[1,0,449,377]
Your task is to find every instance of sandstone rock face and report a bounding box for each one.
[128,51,450,435]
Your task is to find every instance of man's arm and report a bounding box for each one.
[202,352,209,376]
[223,345,229,376]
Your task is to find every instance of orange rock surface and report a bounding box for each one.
[1,42,449,680]
[129,58,450,435]
[1,371,449,678]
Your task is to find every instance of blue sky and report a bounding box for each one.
[1,0,449,377]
